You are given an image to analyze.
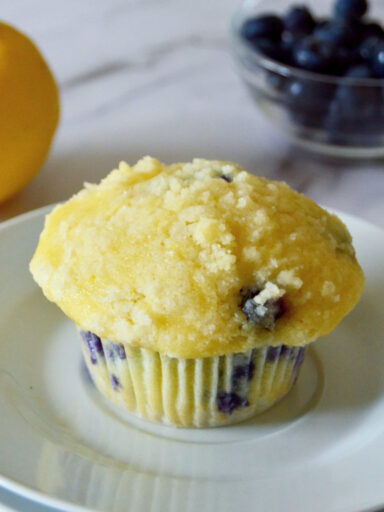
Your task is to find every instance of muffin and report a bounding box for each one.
[30,157,364,427]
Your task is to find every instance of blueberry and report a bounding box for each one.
[241,15,283,43]
[240,286,261,304]
[105,347,115,361]
[362,22,384,40]
[219,174,232,183]
[316,18,330,29]
[111,342,127,360]
[250,38,291,64]
[371,41,384,78]
[232,360,255,384]
[105,342,127,361]
[292,36,339,73]
[266,345,293,362]
[279,40,295,64]
[80,331,104,365]
[284,5,315,36]
[249,38,278,59]
[281,345,293,358]
[334,0,368,20]
[314,21,356,48]
[327,73,384,136]
[293,347,306,372]
[266,346,281,362]
[285,78,335,129]
[345,63,374,78]
[335,46,356,73]
[111,374,121,390]
[217,392,249,415]
[356,36,382,62]
[240,287,285,330]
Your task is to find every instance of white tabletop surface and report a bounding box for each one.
[1,0,384,228]
[1,1,384,511]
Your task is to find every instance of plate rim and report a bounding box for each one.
[0,204,56,233]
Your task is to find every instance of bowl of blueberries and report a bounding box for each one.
[231,0,384,157]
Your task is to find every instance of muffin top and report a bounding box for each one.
[30,157,364,358]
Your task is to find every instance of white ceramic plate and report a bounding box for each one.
[0,206,384,512]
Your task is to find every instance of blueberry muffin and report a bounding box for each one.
[30,157,364,427]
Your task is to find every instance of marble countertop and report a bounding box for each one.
[1,0,384,229]
[0,1,383,511]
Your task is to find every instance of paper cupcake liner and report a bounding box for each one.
[79,329,306,428]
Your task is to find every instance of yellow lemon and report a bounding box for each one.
[0,22,59,203]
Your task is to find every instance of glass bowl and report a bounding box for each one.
[230,0,384,158]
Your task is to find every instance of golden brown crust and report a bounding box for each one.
[30,157,364,358]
